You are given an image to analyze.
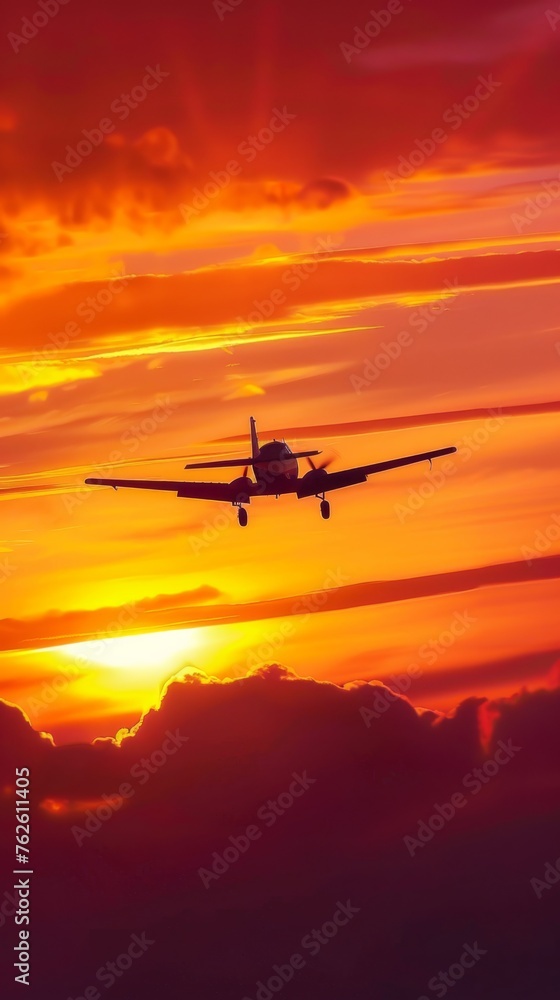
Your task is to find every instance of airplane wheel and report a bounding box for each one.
[320,499,330,520]
[238,507,248,527]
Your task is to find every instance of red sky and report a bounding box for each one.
[0,0,559,742]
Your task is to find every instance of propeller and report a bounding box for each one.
[306,452,335,472]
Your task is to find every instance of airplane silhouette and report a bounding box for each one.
[85,417,457,526]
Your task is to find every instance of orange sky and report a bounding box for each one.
[1,0,559,742]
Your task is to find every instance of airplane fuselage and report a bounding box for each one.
[85,414,458,527]
[253,441,299,490]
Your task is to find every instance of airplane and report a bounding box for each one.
[85,417,457,527]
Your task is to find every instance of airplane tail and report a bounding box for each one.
[183,417,260,470]
[184,417,322,470]
[250,416,259,461]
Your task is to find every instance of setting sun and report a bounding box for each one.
[46,627,202,673]
[1,0,560,997]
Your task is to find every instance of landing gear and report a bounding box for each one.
[237,507,248,527]
[316,490,331,520]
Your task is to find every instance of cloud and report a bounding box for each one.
[1,555,558,652]
[0,585,222,651]
[372,648,560,700]
[0,0,559,242]
[0,667,558,997]
[293,177,352,210]
[362,2,555,72]
[1,247,559,356]
[217,399,560,445]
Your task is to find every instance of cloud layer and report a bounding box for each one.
[0,667,558,997]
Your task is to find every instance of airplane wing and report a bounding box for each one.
[296,447,457,498]
[184,450,321,470]
[184,458,253,470]
[85,478,256,503]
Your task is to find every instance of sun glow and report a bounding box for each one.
[48,628,202,672]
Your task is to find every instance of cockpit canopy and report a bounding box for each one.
[257,440,291,460]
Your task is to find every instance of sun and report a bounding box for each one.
[47,627,202,672]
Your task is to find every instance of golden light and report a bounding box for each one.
[46,627,202,674]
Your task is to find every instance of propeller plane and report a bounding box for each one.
[85,417,457,526]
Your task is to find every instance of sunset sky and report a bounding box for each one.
[1,0,559,743]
